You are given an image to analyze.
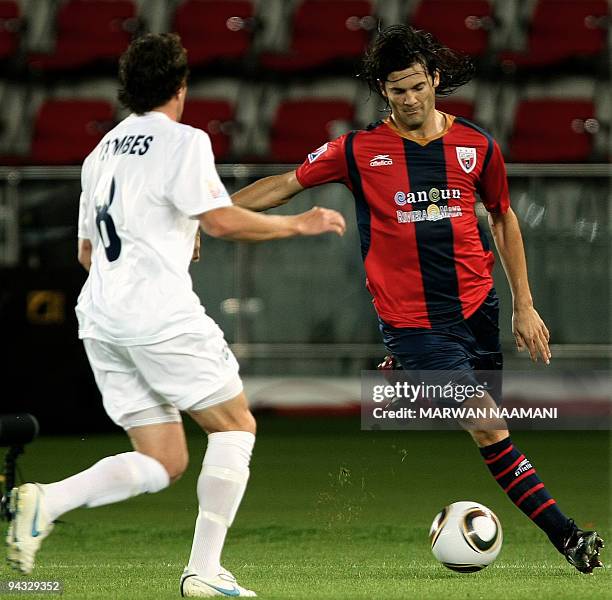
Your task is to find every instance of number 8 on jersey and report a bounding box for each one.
[95,177,122,262]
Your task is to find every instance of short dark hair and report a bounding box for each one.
[118,33,189,114]
[360,25,474,99]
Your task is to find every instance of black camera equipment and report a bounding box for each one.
[0,414,39,521]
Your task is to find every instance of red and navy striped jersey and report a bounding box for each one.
[295,114,510,329]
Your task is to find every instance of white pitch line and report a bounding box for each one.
[40,561,610,570]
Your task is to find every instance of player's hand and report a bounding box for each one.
[295,206,346,237]
[512,306,551,364]
[192,230,201,262]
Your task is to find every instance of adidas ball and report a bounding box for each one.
[429,501,502,572]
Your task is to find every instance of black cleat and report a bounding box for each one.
[562,520,605,574]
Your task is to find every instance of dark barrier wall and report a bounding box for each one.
[1,267,118,434]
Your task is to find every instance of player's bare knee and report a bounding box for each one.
[233,406,256,433]
[208,409,256,434]
[139,450,188,483]
[171,453,189,482]
[189,396,257,434]
[469,429,509,448]
[237,409,256,434]
[162,455,189,483]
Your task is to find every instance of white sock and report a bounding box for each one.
[41,451,169,521]
[187,431,255,577]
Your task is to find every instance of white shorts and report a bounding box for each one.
[83,331,243,430]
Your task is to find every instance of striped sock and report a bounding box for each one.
[479,437,570,550]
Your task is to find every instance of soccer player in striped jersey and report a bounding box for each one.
[233,25,605,574]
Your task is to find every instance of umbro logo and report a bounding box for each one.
[370,154,393,167]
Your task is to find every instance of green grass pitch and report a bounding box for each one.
[1,417,610,599]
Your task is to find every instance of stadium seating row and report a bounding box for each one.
[0,0,608,74]
[0,1,608,165]
[0,87,605,164]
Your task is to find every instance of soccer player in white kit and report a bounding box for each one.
[6,33,346,598]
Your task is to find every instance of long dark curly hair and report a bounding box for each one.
[118,33,189,114]
[360,25,475,98]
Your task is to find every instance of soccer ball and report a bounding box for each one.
[429,501,502,572]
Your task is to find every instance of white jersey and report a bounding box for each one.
[76,111,232,346]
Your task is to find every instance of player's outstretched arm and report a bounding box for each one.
[199,204,345,242]
[488,207,551,364]
[232,170,304,212]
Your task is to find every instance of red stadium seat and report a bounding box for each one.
[181,99,235,161]
[268,99,354,163]
[410,0,493,58]
[436,99,475,121]
[260,0,374,72]
[0,1,20,60]
[508,99,597,162]
[173,0,254,69]
[500,0,609,69]
[29,99,115,165]
[28,0,137,71]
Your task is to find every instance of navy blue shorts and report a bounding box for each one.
[379,288,503,404]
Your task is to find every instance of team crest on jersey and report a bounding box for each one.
[456,146,477,174]
[307,143,329,163]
